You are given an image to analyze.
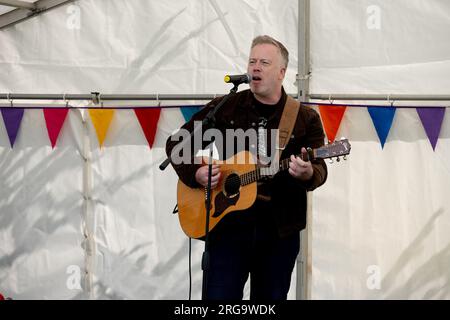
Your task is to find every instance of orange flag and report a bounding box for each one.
[318,105,347,143]
[89,109,115,147]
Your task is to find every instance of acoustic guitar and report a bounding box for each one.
[177,138,351,239]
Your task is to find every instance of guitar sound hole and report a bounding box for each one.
[224,173,241,198]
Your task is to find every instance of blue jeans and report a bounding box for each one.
[204,212,300,300]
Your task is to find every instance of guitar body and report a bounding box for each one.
[176,139,351,239]
[177,150,257,239]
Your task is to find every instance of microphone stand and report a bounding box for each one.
[159,83,239,171]
[201,139,214,300]
[159,83,241,300]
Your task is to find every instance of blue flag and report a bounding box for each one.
[367,107,396,149]
[180,105,202,122]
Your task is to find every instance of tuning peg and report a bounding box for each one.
[343,155,347,161]
[336,157,340,162]
[328,158,334,164]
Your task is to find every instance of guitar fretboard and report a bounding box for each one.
[239,157,292,186]
[237,139,350,186]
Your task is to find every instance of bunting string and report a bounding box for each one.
[0,103,448,151]
[315,103,447,151]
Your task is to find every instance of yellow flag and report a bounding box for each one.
[89,109,115,147]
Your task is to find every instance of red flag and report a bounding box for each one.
[43,108,69,148]
[318,105,347,143]
[134,107,161,148]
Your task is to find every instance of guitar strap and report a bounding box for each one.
[257,95,300,202]
[277,95,301,154]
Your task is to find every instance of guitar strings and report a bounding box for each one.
[214,142,346,187]
[222,158,291,186]
[221,154,320,186]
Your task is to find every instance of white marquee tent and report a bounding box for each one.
[0,0,449,300]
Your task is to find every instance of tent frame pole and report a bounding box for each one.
[1,93,448,102]
[0,0,74,30]
[297,0,311,301]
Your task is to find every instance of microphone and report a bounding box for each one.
[224,73,252,85]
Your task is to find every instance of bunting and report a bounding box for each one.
[367,107,396,149]
[0,104,448,151]
[43,108,69,148]
[180,105,202,122]
[134,107,161,148]
[1,108,24,148]
[88,109,115,147]
[416,107,445,151]
[318,105,347,143]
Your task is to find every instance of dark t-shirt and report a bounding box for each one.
[252,95,281,119]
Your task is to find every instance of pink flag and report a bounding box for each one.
[43,108,69,148]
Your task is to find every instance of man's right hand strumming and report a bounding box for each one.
[195,165,221,188]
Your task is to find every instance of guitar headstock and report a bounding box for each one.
[313,138,351,163]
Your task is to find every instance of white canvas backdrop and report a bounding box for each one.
[1,0,449,300]
[0,0,299,299]
[309,0,450,299]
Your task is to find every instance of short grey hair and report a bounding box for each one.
[251,35,289,68]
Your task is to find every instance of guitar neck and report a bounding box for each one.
[238,139,351,186]
[239,153,310,186]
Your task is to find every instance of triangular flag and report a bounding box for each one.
[1,108,24,148]
[367,107,396,149]
[88,109,115,147]
[318,105,347,142]
[43,108,69,148]
[416,107,445,151]
[180,105,202,122]
[134,107,161,148]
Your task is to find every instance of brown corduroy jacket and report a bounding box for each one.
[166,88,327,237]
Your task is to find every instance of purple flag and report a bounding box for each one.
[416,107,446,151]
[1,108,24,148]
